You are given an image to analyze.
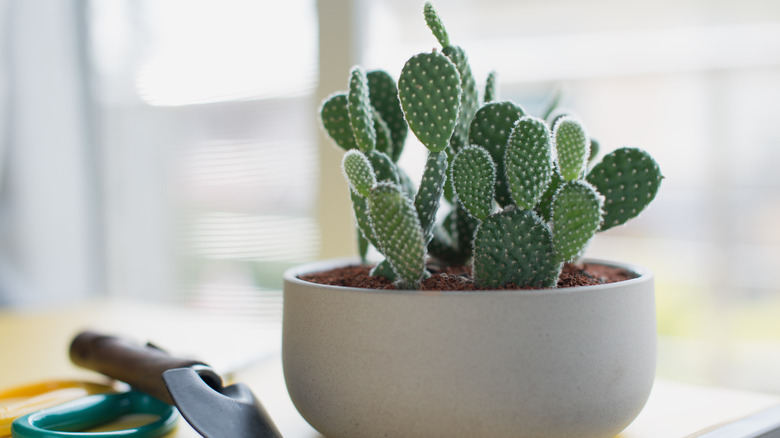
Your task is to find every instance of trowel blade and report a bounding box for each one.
[163,367,282,438]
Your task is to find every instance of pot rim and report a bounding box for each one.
[284,257,653,297]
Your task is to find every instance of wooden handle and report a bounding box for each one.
[69,331,219,404]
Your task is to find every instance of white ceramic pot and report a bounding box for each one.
[282,258,656,438]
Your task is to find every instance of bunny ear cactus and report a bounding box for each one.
[367,70,408,161]
[551,181,603,263]
[320,93,357,152]
[398,51,461,153]
[505,116,554,210]
[368,183,427,289]
[484,71,498,103]
[453,108,662,288]
[451,145,496,220]
[587,147,663,230]
[343,150,376,198]
[415,150,449,245]
[423,1,450,47]
[318,2,663,290]
[553,116,589,181]
[453,115,559,287]
[473,208,560,288]
[424,2,478,153]
[468,102,526,207]
[347,67,376,153]
[324,30,462,287]
[343,150,427,288]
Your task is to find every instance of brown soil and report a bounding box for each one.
[299,261,636,291]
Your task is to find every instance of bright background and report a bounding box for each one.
[1,0,779,395]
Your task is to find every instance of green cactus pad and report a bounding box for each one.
[368,182,426,288]
[505,116,554,210]
[367,70,408,161]
[484,71,498,103]
[468,101,526,206]
[547,112,569,131]
[429,209,471,265]
[423,1,450,47]
[397,167,418,201]
[473,208,560,288]
[427,223,458,263]
[535,167,565,222]
[351,191,379,251]
[342,150,376,198]
[553,117,589,181]
[438,205,478,263]
[366,150,400,185]
[451,145,496,220]
[370,259,397,281]
[441,149,456,203]
[414,150,449,244]
[320,93,357,151]
[357,227,369,263]
[372,107,394,158]
[347,67,376,152]
[552,181,603,263]
[398,52,462,153]
[588,138,600,164]
[586,147,663,231]
[443,45,478,152]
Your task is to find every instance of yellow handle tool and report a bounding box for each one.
[0,380,114,437]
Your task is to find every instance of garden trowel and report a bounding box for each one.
[69,331,282,438]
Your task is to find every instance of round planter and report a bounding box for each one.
[282,258,656,438]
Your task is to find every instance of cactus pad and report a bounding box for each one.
[468,101,526,206]
[553,116,589,181]
[424,1,450,47]
[367,70,408,161]
[552,181,603,263]
[342,150,376,198]
[357,227,369,263]
[588,138,601,164]
[414,150,449,244]
[427,223,458,263]
[351,191,378,251]
[397,167,418,201]
[398,52,462,153]
[368,182,426,288]
[451,145,496,220]
[455,204,478,251]
[473,208,560,288]
[505,116,554,210]
[366,150,400,185]
[433,206,476,264]
[587,147,663,231]
[370,259,397,281]
[347,67,376,152]
[484,71,498,103]
[320,93,357,151]
[443,45,478,152]
[372,108,394,158]
[535,167,564,222]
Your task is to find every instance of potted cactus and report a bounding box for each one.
[283,3,663,438]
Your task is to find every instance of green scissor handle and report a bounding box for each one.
[11,391,177,438]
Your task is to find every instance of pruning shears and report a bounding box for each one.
[0,379,177,438]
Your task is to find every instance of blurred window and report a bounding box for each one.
[88,0,320,311]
